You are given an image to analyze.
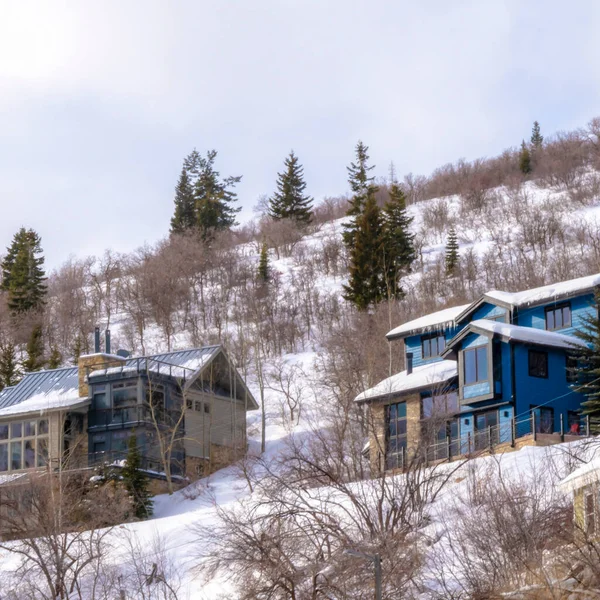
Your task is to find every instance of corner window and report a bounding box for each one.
[464,346,488,385]
[585,491,596,536]
[386,402,407,470]
[422,334,446,359]
[422,392,459,418]
[545,303,571,331]
[528,350,548,378]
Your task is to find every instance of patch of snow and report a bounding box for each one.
[468,319,587,350]
[386,304,470,339]
[559,454,600,493]
[355,360,457,402]
[0,392,88,418]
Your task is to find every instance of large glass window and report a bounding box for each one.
[545,303,571,331]
[113,381,138,408]
[10,442,21,471]
[529,350,548,379]
[422,392,459,418]
[422,334,446,360]
[386,402,407,470]
[531,405,553,434]
[464,346,488,385]
[474,410,499,450]
[93,384,109,410]
[0,418,50,472]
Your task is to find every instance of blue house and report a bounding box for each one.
[357,273,600,471]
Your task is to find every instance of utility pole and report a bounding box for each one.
[344,548,382,600]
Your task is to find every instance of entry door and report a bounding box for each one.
[531,406,554,434]
[475,410,498,449]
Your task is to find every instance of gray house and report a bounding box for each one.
[0,339,257,481]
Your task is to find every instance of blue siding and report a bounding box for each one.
[515,293,595,337]
[500,342,513,401]
[513,345,584,432]
[473,302,507,321]
[463,333,489,349]
[499,405,514,443]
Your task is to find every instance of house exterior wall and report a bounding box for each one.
[513,344,583,432]
[472,302,508,321]
[515,293,595,337]
[405,325,462,368]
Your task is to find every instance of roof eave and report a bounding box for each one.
[355,375,458,405]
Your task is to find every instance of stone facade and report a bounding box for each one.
[77,353,126,398]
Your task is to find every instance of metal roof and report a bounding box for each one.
[0,346,222,413]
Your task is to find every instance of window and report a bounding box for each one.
[531,405,554,434]
[386,402,407,470]
[422,334,446,359]
[585,491,596,536]
[0,418,50,472]
[422,392,459,418]
[528,350,548,378]
[566,355,577,384]
[113,381,138,408]
[464,346,488,385]
[487,313,507,323]
[545,303,571,331]
[474,410,499,450]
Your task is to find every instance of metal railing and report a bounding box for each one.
[386,413,595,470]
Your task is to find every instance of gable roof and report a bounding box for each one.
[559,456,600,493]
[0,345,255,419]
[441,319,586,358]
[386,304,470,340]
[355,360,457,403]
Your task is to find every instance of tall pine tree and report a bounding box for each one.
[258,242,270,283]
[381,179,415,299]
[268,151,313,225]
[531,121,544,150]
[1,228,47,314]
[519,140,532,174]
[121,434,153,519]
[170,167,196,234]
[343,141,379,250]
[343,194,384,310]
[445,227,460,275]
[184,149,242,241]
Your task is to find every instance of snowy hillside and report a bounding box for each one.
[5,173,600,598]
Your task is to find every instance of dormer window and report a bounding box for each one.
[422,333,446,359]
[545,303,571,331]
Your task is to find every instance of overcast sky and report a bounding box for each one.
[1,1,600,270]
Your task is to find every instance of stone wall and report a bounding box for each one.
[77,353,126,398]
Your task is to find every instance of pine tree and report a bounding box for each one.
[258,242,270,283]
[343,141,379,250]
[121,434,153,519]
[71,335,83,365]
[1,228,47,313]
[23,325,44,372]
[268,151,313,225]
[0,342,19,391]
[381,179,415,299]
[343,194,384,310]
[184,149,242,242]
[519,140,532,175]
[170,167,196,234]
[47,346,62,370]
[531,121,544,151]
[445,228,460,275]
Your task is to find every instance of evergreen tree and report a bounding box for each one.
[23,325,44,372]
[445,228,460,275]
[343,195,384,310]
[531,121,544,150]
[184,149,242,241]
[71,335,83,365]
[519,140,532,174]
[381,179,415,299]
[170,167,196,234]
[343,141,379,250]
[1,228,47,313]
[0,342,19,391]
[47,346,62,370]
[258,242,270,283]
[121,434,153,519]
[268,151,313,225]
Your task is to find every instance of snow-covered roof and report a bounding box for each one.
[559,456,600,493]
[355,360,457,403]
[486,273,600,308]
[0,394,88,418]
[386,304,470,340]
[467,319,587,350]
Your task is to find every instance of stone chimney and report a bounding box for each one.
[78,351,126,398]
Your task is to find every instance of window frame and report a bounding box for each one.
[421,333,446,360]
[545,303,572,331]
[0,418,50,473]
[385,401,407,470]
[528,349,549,379]
[584,489,596,536]
[463,345,488,386]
